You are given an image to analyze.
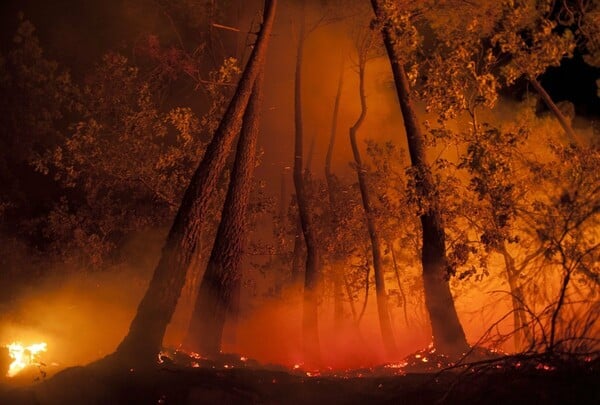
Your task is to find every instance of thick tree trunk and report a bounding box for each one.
[370,0,469,356]
[185,66,266,356]
[166,238,205,343]
[325,62,345,329]
[349,57,397,356]
[529,76,578,144]
[115,0,277,364]
[294,17,321,365]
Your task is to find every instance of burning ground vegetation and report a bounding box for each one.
[0,341,598,404]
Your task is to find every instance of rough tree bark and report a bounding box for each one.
[184,66,266,356]
[370,0,469,355]
[348,48,398,356]
[115,0,277,364]
[325,60,345,329]
[294,13,321,365]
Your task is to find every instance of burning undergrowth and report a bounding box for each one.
[0,343,597,405]
[157,345,600,380]
[156,342,598,380]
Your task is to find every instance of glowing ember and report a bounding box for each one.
[5,342,47,377]
[535,363,556,371]
[385,362,408,369]
[188,351,203,360]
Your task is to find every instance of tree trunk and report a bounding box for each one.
[529,76,578,144]
[348,54,397,356]
[294,15,321,366]
[185,66,266,356]
[166,238,205,344]
[499,244,532,351]
[343,273,358,323]
[115,0,277,364]
[325,58,344,184]
[325,61,345,329]
[291,218,306,284]
[370,0,469,356]
[390,242,409,327]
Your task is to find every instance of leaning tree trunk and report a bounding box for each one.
[349,54,397,356]
[528,76,578,145]
[370,0,469,356]
[185,67,266,356]
[325,59,345,329]
[294,16,321,366]
[115,0,277,364]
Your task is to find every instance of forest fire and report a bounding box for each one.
[0,0,598,403]
[5,342,47,377]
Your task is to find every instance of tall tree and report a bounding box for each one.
[293,7,321,365]
[185,66,266,356]
[348,30,397,356]
[370,0,469,355]
[324,58,345,329]
[115,0,277,364]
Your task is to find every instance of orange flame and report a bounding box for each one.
[5,342,47,377]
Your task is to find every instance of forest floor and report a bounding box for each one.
[0,349,598,404]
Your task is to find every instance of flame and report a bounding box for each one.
[6,342,47,377]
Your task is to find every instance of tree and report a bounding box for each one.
[0,17,77,247]
[347,28,397,355]
[292,4,322,365]
[324,56,345,330]
[491,0,577,143]
[370,0,469,356]
[37,52,210,267]
[185,65,266,356]
[115,0,277,364]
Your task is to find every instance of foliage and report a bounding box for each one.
[491,0,576,84]
[0,17,77,230]
[419,18,499,122]
[33,47,239,267]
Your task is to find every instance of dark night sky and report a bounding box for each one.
[541,53,600,119]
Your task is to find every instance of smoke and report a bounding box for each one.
[1,0,597,379]
[0,230,164,377]
[256,0,408,188]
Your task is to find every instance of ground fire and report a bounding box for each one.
[5,342,47,378]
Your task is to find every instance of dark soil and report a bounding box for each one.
[0,354,598,404]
